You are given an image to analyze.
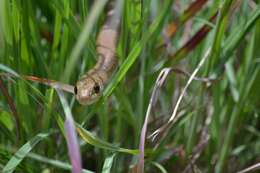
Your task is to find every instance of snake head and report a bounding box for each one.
[75,74,104,105]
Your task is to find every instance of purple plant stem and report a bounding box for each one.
[64,117,82,173]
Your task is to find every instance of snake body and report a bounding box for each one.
[75,6,120,105]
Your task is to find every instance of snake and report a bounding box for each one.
[0,3,121,105]
[75,4,121,105]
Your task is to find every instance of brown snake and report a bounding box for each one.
[0,3,121,105]
[75,4,120,105]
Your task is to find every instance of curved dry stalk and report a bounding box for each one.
[150,48,211,141]
[137,54,214,172]
[137,68,172,173]
[237,163,260,173]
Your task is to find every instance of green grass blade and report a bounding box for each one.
[209,0,234,68]
[215,4,260,73]
[222,5,260,59]
[2,132,52,173]
[0,64,19,77]
[63,0,108,82]
[102,154,116,173]
[77,125,139,155]
[27,153,93,173]
[104,0,173,98]
[151,162,168,173]
[0,0,13,44]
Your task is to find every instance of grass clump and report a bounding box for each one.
[0,0,259,172]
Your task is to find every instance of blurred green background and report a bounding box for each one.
[0,0,259,172]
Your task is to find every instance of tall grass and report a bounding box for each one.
[0,0,259,172]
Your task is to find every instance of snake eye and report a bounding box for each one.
[74,86,78,95]
[93,85,100,94]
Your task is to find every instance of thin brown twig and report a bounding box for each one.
[0,72,74,94]
[0,77,20,143]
